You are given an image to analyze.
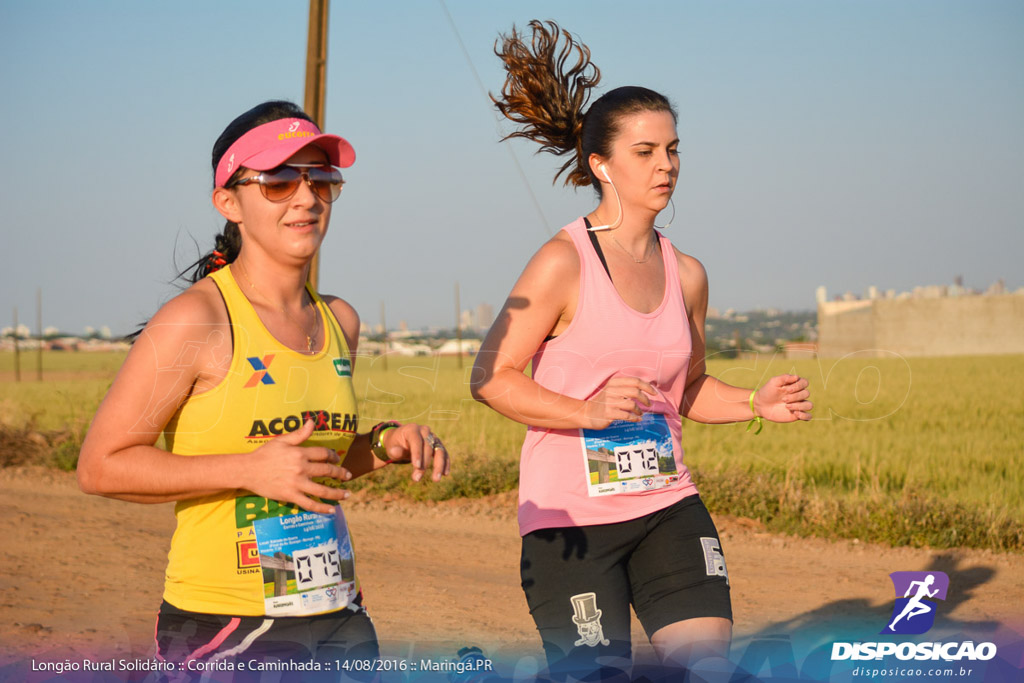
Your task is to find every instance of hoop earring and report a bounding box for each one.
[587,178,623,232]
[655,198,675,230]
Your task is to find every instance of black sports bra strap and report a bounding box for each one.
[582,217,613,281]
[544,218,613,343]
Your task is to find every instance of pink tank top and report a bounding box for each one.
[518,217,699,536]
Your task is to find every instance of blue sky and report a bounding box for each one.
[1,1,1022,335]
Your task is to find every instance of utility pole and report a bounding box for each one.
[304,0,329,289]
[12,307,20,382]
[380,301,388,372]
[36,288,42,380]
[454,282,463,368]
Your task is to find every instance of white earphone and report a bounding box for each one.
[589,162,675,231]
[588,163,621,232]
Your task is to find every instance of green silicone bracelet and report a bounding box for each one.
[747,389,764,435]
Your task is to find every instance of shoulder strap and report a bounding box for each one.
[582,217,613,282]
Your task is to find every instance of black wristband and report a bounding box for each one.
[368,421,401,462]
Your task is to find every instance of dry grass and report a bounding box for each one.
[2,350,1021,551]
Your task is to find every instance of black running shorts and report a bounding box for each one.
[154,597,378,682]
[520,495,732,674]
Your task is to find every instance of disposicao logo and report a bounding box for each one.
[882,571,949,635]
[831,570,997,663]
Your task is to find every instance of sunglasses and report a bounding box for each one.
[231,163,345,203]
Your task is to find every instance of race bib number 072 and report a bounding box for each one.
[580,413,680,497]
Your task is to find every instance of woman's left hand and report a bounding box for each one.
[753,375,813,423]
[380,424,451,482]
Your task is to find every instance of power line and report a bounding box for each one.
[437,0,552,237]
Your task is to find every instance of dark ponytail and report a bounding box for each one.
[492,21,677,197]
[176,221,243,284]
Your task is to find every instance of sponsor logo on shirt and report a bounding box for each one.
[246,410,357,439]
[244,355,276,387]
[236,540,260,568]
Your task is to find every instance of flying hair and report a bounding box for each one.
[492,20,601,188]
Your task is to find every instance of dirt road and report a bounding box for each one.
[1,466,1022,679]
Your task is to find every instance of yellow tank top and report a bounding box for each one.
[162,265,360,616]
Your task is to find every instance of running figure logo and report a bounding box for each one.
[570,593,610,648]
[882,571,949,635]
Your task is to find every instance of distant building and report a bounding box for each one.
[817,284,1024,357]
[782,342,818,360]
[389,340,432,356]
[987,279,1007,296]
[475,303,494,330]
[78,339,130,352]
[460,303,495,332]
[437,338,482,356]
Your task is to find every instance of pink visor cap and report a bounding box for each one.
[214,118,355,188]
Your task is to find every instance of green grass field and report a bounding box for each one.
[2,350,1022,551]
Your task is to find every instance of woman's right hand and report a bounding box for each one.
[244,419,352,515]
[583,376,659,430]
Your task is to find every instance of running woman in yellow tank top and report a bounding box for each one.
[77,101,450,676]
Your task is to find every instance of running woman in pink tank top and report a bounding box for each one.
[472,21,813,680]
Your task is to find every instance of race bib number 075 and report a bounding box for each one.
[252,507,357,616]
